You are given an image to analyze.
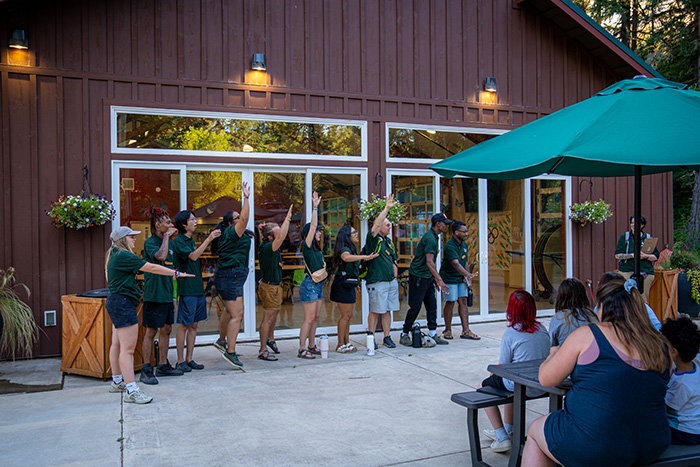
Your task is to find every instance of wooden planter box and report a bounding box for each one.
[61,295,146,379]
[648,269,679,323]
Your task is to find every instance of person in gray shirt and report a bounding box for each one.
[549,278,598,346]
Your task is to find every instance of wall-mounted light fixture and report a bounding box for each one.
[9,29,28,49]
[251,53,266,71]
[484,77,497,93]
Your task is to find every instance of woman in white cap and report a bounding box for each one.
[105,225,194,404]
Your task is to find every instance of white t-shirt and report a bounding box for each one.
[666,361,700,434]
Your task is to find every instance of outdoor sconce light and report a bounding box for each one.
[484,77,497,93]
[251,53,266,71]
[9,29,28,49]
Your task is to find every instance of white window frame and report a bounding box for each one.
[111,106,368,162]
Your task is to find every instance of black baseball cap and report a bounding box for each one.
[431,213,453,226]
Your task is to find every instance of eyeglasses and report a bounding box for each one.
[231,216,240,222]
[456,230,468,234]
[351,230,358,235]
[188,217,197,222]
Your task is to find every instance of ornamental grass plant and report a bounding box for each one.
[45,191,116,229]
[0,267,38,360]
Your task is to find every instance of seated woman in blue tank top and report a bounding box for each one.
[523,279,672,467]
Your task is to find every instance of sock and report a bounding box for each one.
[112,374,123,384]
[429,329,437,338]
[401,332,408,337]
[504,423,513,435]
[495,427,510,442]
[126,382,138,394]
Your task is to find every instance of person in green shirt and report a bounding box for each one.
[214,182,252,368]
[140,207,182,385]
[298,191,325,359]
[105,226,194,405]
[400,213,452,347]
[331,225,378,353]
[172,209,221,373]
[614,215,659,301]
[210,210,238,353]
[257,204,294,361]
[439,221,480,340]
[365,193,400,349]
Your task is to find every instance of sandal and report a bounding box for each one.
[266,339,280,354]
[297,349,316,359]
[443,330,454,340]
[460,330,481,340]
[346,345,358,353]
[258,349,278,361]
[336,344,349,353]
[307,345,321,355]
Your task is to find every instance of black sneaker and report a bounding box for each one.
[187,360,204,370]
[383,336,397,348]
[176,361,192,373]
[156,361,184,376]
[139,365,158,385]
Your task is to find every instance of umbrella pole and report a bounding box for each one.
[633,165,643,293]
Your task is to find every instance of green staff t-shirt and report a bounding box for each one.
[364,232,396,284]
[259,240,282,284]
[409,228,439,279]
[172,234,204,296]
[143,234,174,303]
[440,237,468,284]
[107,248,147,305]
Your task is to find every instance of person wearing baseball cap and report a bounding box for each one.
[399,213,453,347]
[105,225,194,404]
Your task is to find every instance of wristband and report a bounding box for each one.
[173,270,180,278]
[244,196,249,199]
[285,217,291,222]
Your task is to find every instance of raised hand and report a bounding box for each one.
[385,193,396,209]
[242,181,250,199]
[312,191,321,208]
[286,204,294,219]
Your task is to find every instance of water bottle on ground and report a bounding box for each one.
[366,331,375,356]
[412,323,422,348]
[319,334,329,359]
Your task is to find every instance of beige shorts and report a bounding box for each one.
[259,281,283,310]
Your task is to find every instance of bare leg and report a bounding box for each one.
[218,306,230,342]
[116,324,139,384]
[457,297,473,333]
[484,405,505,430]
[157,324,171,365]
[299,300,317,350]
[307,299,322,347]
[523,415,560,467]
[381,312,392,338]
[443,301,455,335]
[185,322,198,361]
[368,312,379,336]
[142,327,157,365]
[225,298,244,353]
[336,302,353,348]
[109,325,121,376]
[259,308,279,352]
[176,324,187,363]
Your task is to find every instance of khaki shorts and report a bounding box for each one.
[259,281,283,310]
[367,279,400,314]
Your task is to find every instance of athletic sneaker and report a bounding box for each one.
[175,361,192,373]
[156,361,184,377]
[139,365,158,385]
[124,388,153,404]
[421,333,436,348]
[399,334,412,346]
[383,336,397,348]
[109,381,127,393]
[213,338,227,353]
[483,429,512,442]
[433,334,450,345]
[187,360,204,370]
[490,437,512,453]
[222,351,243,368]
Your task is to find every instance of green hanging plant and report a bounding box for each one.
[569,199,613,227]
[357,194,407,225]
[0,267,38,360]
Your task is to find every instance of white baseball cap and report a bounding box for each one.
[110,226,141,242]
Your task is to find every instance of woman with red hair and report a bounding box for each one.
[479,290,550,453]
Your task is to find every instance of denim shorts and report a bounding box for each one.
[177,295,207,325]
[442,281,468,302]
[106,293,139,329]
[214,266,248,301]
[299,275,324,303]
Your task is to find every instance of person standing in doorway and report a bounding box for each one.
[614,215,659,301]
[214,182,252,368]
[140,207,182,385]
[440,220,479,340]
[105,226,194,404]
[365,194,400,349]
[171,210,221,373]
[257,205,294,361]
[400,213,452,347]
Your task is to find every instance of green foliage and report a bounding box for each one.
[674,170,695,244]
[45,191,116,229]
[688,269,700,304]
[0,267,38,360]
[178,127,231,151]
[669,246,700,270]
[569,199,613,226]
[357,194,407,224]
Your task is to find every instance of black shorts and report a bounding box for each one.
[330,276,356,304]
[214,267,248,301]
[142,301,175,329]
[106,293,139,329]
[481,374,509,392]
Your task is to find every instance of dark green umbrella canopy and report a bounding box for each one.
[431,77,700,180]
[431,76,700,292]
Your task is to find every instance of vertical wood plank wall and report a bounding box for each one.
[0,0,672,356]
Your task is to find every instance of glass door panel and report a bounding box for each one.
[440,177,481,315]
[253,172,306,332]
[487,180,525,313]
[313,173,362,329]
[392,175,436,324]
[531,179,566,310]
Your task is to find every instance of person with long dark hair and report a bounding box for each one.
[210,210,239,352]
[523,280,672,466]
[331,225,378,353]
[105,226,194,404]
[214,182,252,368]
[480,290,550,453]
[549,277,597,346]
[171,209,221,372]
[257,205,294,361]
[298,191,324,359]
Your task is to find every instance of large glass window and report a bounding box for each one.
[116,112,362,156]
[388,128,497,160]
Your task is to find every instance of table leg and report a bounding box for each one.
[508,383,527,467]
[549,393,563,412]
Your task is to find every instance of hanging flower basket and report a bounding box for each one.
[357,194,407,225]
[45,191,116,229]
[568,199,612,227]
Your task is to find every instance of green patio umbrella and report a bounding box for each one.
[431,76,700,291]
